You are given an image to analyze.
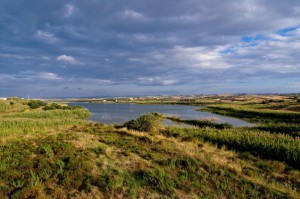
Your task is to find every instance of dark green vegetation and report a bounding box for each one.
[28,100,47,109]
[201,97,300,136]
[163,127,300,167]
[202,104,300,124]
[124,112,163,132]
[167,115,233,130]
[1,96,300,198]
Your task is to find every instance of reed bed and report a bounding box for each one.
[1,108,91,120]
[163,127,300,167]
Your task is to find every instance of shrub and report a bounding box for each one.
[124,113,162,132]
[43,103,62,110]
[43,104,82,111]
[62,105,82,110]
[28,100,47,109]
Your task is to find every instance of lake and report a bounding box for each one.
[68,102,254,127]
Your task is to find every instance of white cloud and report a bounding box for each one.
[170,46,230,69]
[138,77,178,86]
[267,34,288,41]
[35,30,59,44]
[4,71,62,81]
[133,33,149,41]
[129,45,231,71]
[138,77,154,82]
[219,29,300,75]
[128,26,300,83]
[82,78,113,85]
[120,9,146,20]
[41,55,50,60]
[164,14,201,23]
[38,72,61,80]
[0,53,32,60]
[144,46,231,70]
[294,7,300,14]
[128,57,148,63]
[64,4,76,17]
[0,74,15,82]
[56,54,81,64]
[161,80,177,86]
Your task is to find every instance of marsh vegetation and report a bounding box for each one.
[0,96,300,198]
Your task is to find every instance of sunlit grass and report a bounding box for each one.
[163,126,300,167]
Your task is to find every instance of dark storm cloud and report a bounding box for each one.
[1,0,300,97]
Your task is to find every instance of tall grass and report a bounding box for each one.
[0,118,86,137]
[163,127,300,167]
[0,102,91,141]
[0,100,27,113]
[1,108,91,120]
[252,124,300,137]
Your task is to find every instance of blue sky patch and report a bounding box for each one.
[277,26,300,36]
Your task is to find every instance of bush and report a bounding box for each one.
[62,105,82,110]
[28,100,47,109]
[43,103,62,110]
[124,113,162,132]
[43,104,82,111]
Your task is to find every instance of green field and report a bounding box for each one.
[0,97,300,198]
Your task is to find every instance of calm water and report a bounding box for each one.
[68,102,254,127]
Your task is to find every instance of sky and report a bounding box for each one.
[1,0,300,98]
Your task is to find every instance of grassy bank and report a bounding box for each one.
[202,104,300,124]
[201,101,300,138]
[163,127,300,167]
[166,115,233,130]
[0,100,91,142]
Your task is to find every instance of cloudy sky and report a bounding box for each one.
[1,0,300,97]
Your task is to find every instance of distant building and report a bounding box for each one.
[0,98,7,100]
